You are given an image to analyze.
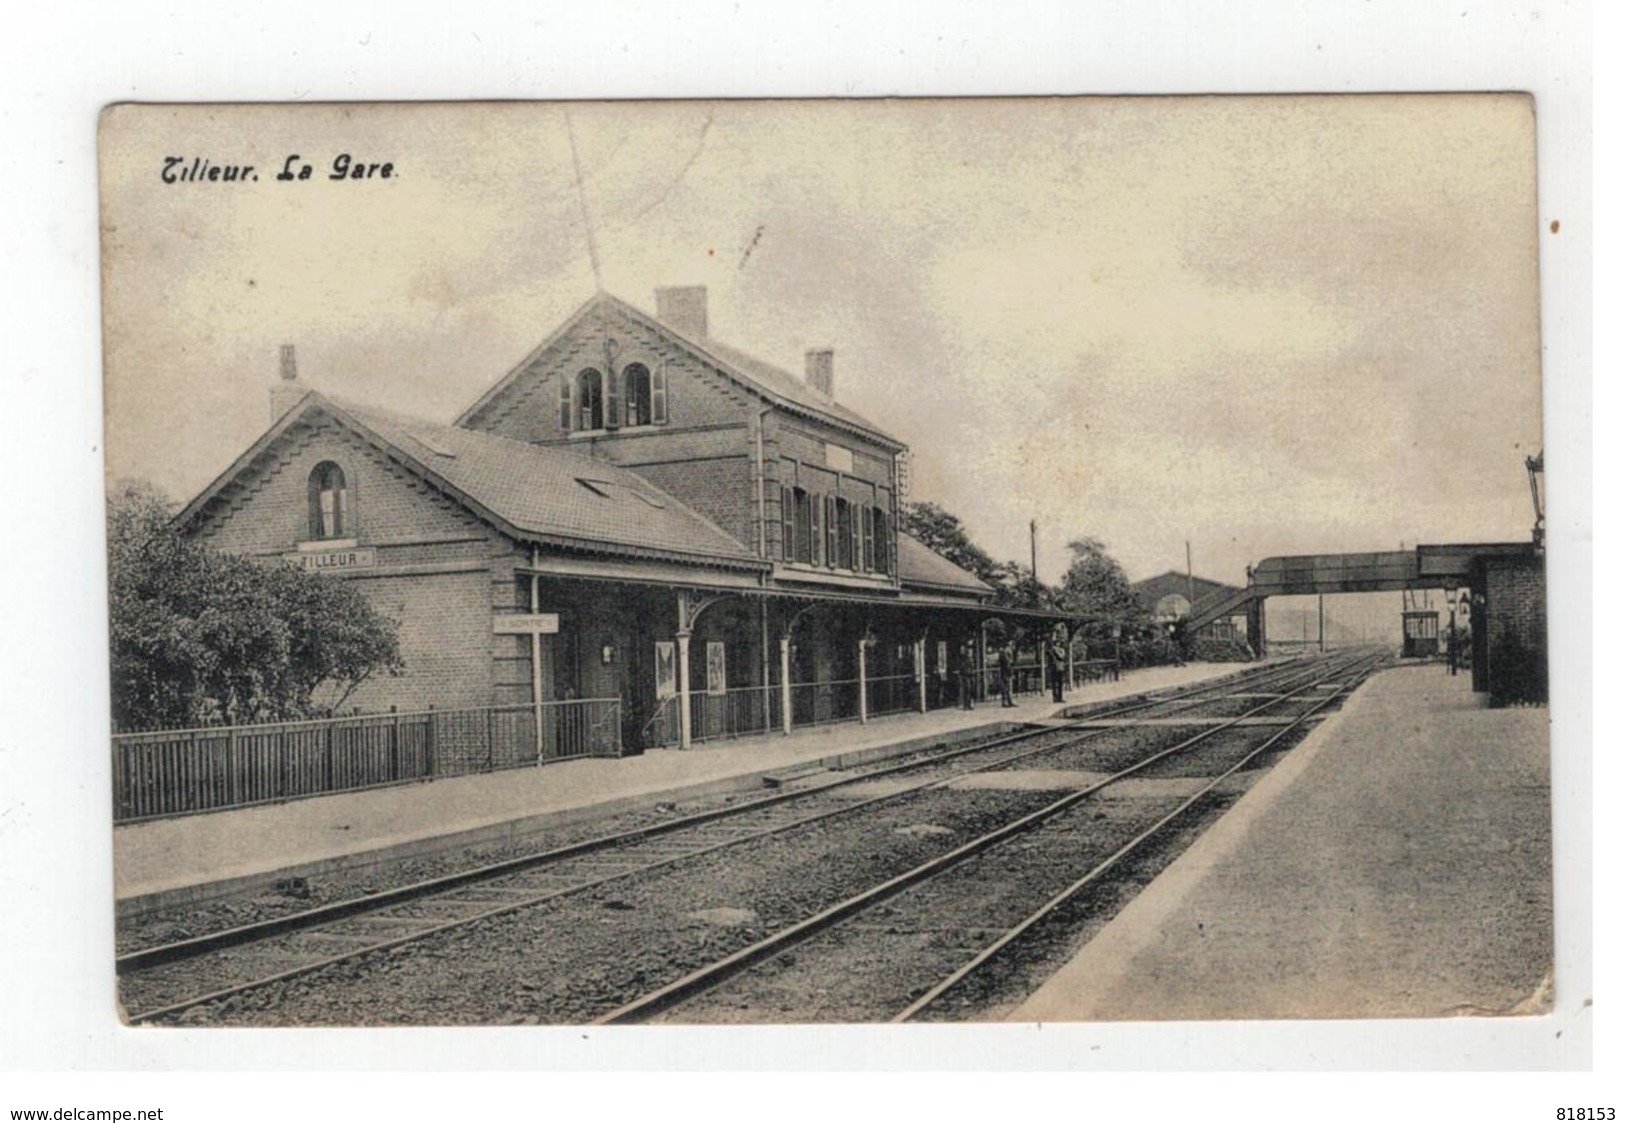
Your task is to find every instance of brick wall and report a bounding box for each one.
[196,415,482,552]
[1483,555,1547,706]
[343,569,495,713]
[630,456,757,550]
[774,418,897,573]
[187,414,515,717]
[472,302,759,440]
[463,302,903,566]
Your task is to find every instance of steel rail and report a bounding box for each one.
[121,655,1355,1023]
[590,650,1382,1026]
[118,655,1314,974]
[893,651,1387,1021]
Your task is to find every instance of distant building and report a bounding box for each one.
[1131,570,1245,642]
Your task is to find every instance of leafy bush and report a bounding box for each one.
[108,483,403,730]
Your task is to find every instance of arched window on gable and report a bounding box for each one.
[623,363,653,428]
[308,461,349,540]
[576,368,604,431]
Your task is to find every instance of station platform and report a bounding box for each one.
[114,661,1246,916]
[1011,662,1553,1022]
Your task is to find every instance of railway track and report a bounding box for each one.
[605,648,1389,1024]
[119,653,1378,1025]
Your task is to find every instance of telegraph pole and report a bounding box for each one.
[1030,519,1038,584]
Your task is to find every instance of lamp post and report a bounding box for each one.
[1446,590,1459,675]
[1526,452,1545,553]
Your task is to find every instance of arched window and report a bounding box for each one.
[623,363,653,427]
[308,461,348,540]
[576,369,604,431]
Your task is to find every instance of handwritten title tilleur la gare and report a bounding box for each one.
[161,154,396,184]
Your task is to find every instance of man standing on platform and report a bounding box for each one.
[997,644,1015,708]
[1048,633,1066,703]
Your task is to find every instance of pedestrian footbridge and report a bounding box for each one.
[1185,542,1543,706]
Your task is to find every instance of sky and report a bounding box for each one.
[100,96,1544,605]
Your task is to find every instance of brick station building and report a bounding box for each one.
[174,287,1074,756]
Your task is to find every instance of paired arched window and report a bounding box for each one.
[576,368,604,431]
[558,362,668,433]
[623,363,653,428]
[308,461,349,540]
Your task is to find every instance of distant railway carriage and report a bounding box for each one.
[1401,611,1441,659]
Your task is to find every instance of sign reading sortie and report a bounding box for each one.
[492,613,562,635]
[282,547,377,571]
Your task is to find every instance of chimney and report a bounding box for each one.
[270,343,307,422]
[804,348,834,398]
[654,285,708,339]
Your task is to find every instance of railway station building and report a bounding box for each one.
[174,287,1074,760]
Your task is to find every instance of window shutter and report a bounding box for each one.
[651,362,668,424]
[558,377,572,431]
[606,366,622,429]
[781,485,795,561]
[811,494,824,566]
[862,505,875,572]
[824,496,837,567]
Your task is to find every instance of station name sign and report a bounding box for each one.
[283,547,377,572]
[493,613,561,635]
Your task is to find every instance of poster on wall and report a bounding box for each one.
[706,642,727,696]
[654,642,677,701]
[937,640,949,680]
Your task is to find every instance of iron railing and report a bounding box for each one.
[864,672,919,718]
[112,697,622,823]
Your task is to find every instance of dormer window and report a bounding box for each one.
[308,461,349,540]
[576,368,604,431]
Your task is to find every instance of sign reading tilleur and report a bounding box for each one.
[283,547,377,571]
[493,613,561,634]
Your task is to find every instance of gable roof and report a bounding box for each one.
[177,393,766,571]
[456,291,905,450]
[896,532,993,597]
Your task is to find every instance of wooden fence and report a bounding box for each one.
[112,698,622,823]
